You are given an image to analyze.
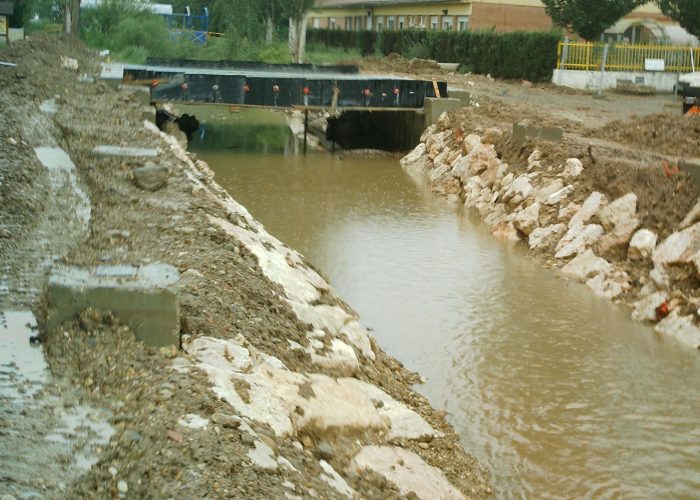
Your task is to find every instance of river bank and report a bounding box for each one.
[0,36,490,498]
[401,104,700,349]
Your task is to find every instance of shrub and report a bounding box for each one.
[307,28,562,81]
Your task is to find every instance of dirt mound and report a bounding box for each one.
[594,113,700,158]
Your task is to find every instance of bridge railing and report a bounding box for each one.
[557,41,699,72]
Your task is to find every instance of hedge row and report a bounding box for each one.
[307,28,561,82]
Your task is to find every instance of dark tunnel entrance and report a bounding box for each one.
[326,111,425,152]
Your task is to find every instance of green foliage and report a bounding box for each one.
[308,28,562,81]
[656,0,700,38]
[541,0,645,40]
[307,29,378,56]
[305,43,361,64]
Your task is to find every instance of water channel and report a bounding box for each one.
[192,118,700,498]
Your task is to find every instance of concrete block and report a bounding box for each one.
[47,263,180,347]
[447,89,471,103]
[512,121,563,146]
[424,97,462,126]
[680,158,700,189]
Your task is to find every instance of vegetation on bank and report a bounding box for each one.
[308,28,562,82]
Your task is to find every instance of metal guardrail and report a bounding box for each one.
[557,41,699,73]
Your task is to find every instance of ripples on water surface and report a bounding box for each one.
[200,150,700,498]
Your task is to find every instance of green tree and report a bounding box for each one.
[542,0,645,40]
[656,0,700,38]
[285,0,315,62]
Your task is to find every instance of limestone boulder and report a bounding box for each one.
[401,143,426,167]
[535,178,563,201]
[545,185,574,206]
[562,158,584,178]
[652,222,700,265]
[632,291,669,322]
[558,202,580,223]
[133,161,170,191]
[529,223,566,250]
[628,229,658,260]
[597,218,641,259]
[555,224,605,259]
[527,149,541,164]
[654,310,700,349]
[425,131,448,152]
[348,446,464,500]
[598,193,638,231]
[512,202,541,235]
[586,270,630,299]
[420,124,437,142]
[437,111,450,131]
[680,199,700,229]
[492,222,520,241]
[569,192,607,228]
[481,127,503,145]
[561,249,611,281]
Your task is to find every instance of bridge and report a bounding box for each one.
[103,58,449,112]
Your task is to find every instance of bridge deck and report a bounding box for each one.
[104,62,447,109]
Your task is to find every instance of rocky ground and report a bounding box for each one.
[400,102,700,349]
[0,36,491,499]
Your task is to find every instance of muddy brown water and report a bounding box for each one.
[198,149,700,498]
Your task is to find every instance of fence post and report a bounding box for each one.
[557,39,569,85]
[597,43,610,96]
[691,46,696,72]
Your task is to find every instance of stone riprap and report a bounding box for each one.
[139,120,486,498]
[47,263,180,347]
[402,112,700,351]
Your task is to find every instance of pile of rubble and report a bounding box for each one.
[401,112,700,350]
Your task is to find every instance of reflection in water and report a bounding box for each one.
[199,150,700,498]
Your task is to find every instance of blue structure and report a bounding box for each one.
[162,7,209,44]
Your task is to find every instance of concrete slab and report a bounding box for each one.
[47,263,180,347]
[447,89,471,103]
[424,98,462,126]
[92,145,159,157]
[512,121,563,146]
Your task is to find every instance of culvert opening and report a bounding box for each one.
[326,111,425,152]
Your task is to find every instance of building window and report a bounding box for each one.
[313,18,320,29]
[430,16,439,30]
[398,16,404,29]
[458,16,469,31]
[345,17,352,30]
[329,17,336,29]
[442,16,453,31]
[387,16,395,29]
[354,16,363,31]
[376,16,383,32]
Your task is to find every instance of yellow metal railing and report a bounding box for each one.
[557,41,700,73]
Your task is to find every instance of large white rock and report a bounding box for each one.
[420,124,436,142]
[632,291,669,322]
[555,224,605,259]
[529,223,566,250]
[628,229,658,260]
[510,174,533,200]
[544,185,574,206]
[451,140,499,183]
[348,446,465,500]
[680,199,700,229]
[655,310,700,349]
[319,460,354,498]
[597,218,640,258]
[569,192,607,229]
[585,270,630,299]
[653,222,700,265]
[248,439,278,471]
[562,158,584,178]
[512,202,541,235]
[187,337,437,441]
[401,143,426,167]
[598,193,638,231]
[560,249,610,281]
